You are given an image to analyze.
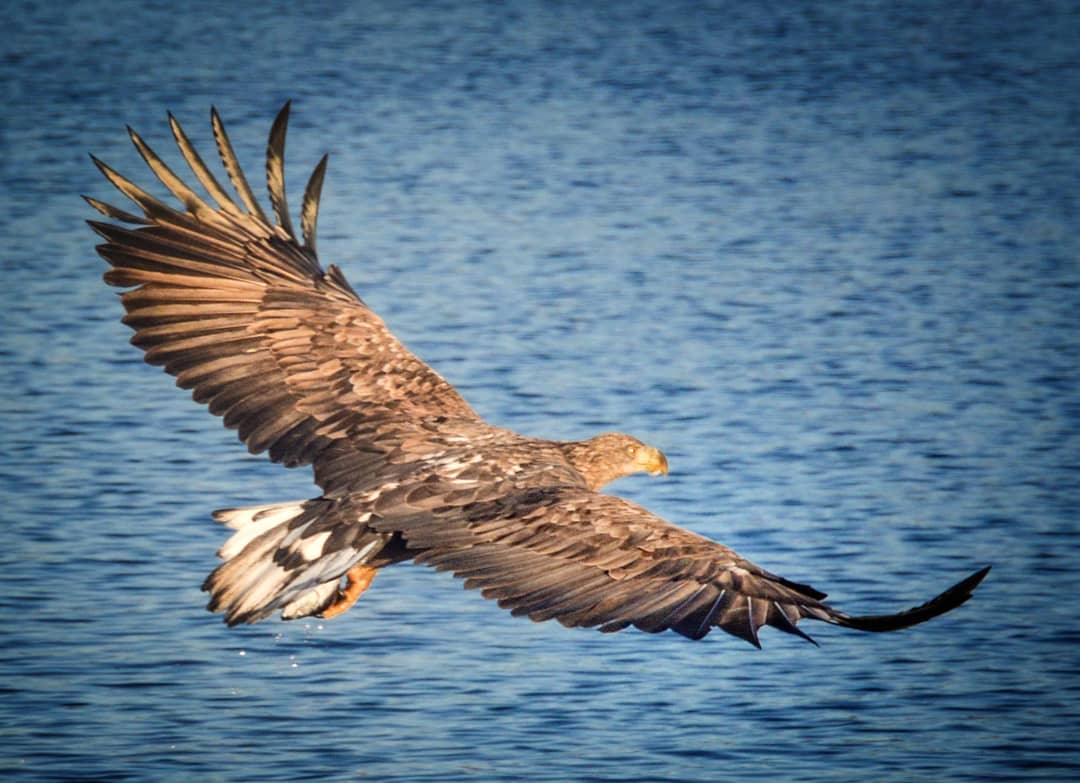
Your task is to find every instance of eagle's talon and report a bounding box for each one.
[318,565,377,619]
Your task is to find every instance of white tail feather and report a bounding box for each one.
[214,501,306,560]
[205,499,389,624]
[281,581,340,620]
[229,561,293,619]
[296,530,332,562]
[213,500,305,530]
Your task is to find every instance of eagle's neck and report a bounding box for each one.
[558,439,622,491]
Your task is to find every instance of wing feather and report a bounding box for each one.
[301,154,328,254]
[265,101,296,240]
[127,126,222,226]
[90,156,204,231]
[372,487,988,646]
[84,195,150,225]
[90,102,482,478]
[168,111,246,217]
[210,106,269,223]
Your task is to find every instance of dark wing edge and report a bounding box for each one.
[87,102,478,472]
[370,488,989,648]
[825,565,990,633]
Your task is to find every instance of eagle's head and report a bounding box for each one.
[563,432,669,490]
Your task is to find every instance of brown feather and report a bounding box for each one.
[168,111,245,218]
[265,101,296,240]
[300,154,328,254]
[210,106,268,223]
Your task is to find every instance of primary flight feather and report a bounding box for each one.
[88,102,988,647]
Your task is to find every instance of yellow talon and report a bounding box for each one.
[319,565,377,619]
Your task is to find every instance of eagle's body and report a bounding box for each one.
[88,103,987,647]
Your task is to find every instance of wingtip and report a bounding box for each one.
[125,124,153,155]
[837,565,991,634]
[266,100,296,237]
[270,101,292,138]
[937,565,990,607]
[85,217,110,236]
[958,565,991,594]
[166,110,183,138]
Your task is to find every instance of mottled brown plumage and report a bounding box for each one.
[88,103,989,647]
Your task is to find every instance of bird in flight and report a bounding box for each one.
[88,102,988,647]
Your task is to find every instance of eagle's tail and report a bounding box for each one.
[202,499,391,625]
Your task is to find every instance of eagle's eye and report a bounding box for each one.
[626,445,638,457]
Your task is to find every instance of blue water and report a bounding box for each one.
[3,1,1079,780]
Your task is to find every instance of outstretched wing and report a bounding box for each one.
[88,102,480,476]
[370,487,989,647]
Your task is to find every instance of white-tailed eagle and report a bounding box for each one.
[87,103,988,647]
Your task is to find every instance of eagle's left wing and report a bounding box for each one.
[370,486,989,647]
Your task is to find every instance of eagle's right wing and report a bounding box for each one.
[89,102,481,475]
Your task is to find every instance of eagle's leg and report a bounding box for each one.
[319,565,377,619]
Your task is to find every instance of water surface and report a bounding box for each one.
[2,1,1078,781]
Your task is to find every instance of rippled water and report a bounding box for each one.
[3,1,1079,781]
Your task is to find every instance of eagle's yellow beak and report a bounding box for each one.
[635,445,669,476]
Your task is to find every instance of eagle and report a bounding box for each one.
[87,102,988,648]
